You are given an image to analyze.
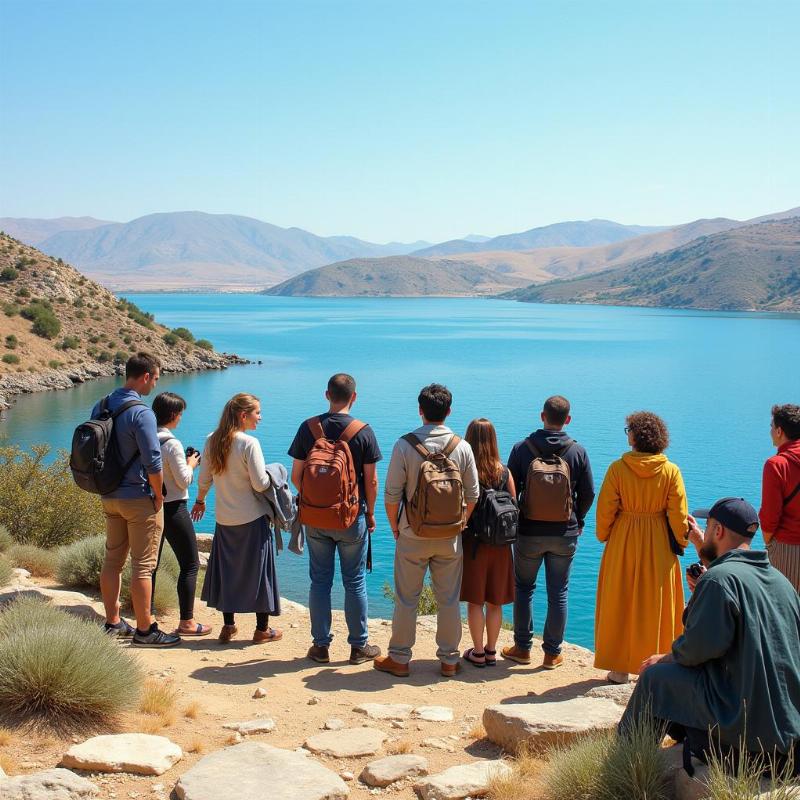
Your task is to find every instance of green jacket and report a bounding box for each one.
[670,549,800,752]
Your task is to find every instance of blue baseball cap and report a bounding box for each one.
[692,497,760,538]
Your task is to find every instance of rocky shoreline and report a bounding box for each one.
[0,351,249,411]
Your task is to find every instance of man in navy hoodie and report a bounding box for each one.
[502,395,595,669]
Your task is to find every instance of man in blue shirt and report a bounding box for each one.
[91,353,180,647]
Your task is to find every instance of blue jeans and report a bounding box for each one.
[306,516,369,648]
[513,535,576,655]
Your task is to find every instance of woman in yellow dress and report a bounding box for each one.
[594,411,688,684]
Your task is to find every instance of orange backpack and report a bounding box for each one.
[298,417,366,530]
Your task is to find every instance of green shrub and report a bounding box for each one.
[0,444,105,548]
[0,596,142,726]
[7,544,58,577]
[0,555,12,587]
[48,359,63,369]
[544,732,614,798]
[113,350,128,364]
[1,354,20,365]
[0,524,13,553]
[97,351,111,363]
[2,302,20,316]
[16,286,30,297]
[162,332,179,347]
[706,742,799,799]
[383,580,438,615]
[0,266,18,281]
[73,297,85,308]
[20,300,61,339]
[5,334,18,349]
[60,335,80,350]
[195,339,214,351]
[118,298,155,330]
[88,335,100,344]
[172,327,194,342]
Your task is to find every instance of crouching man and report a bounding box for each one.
[620,497,800,766]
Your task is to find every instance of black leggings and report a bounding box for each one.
[223,612,269,631]
[152,500,200,621]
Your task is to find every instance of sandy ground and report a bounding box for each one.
[1,581,612,799]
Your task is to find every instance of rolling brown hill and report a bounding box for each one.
[263,256,529,297]
[0,234,243,406]
[506,218,800,312]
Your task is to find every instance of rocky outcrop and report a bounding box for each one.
[0,768,98,799]
[414,760,511,800]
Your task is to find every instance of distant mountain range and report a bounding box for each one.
[263,256,529,297]
[506,218,800,312]
[0,216,113,245]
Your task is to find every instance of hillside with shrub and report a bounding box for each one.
[0,232,244,407]
[507,218,800,312]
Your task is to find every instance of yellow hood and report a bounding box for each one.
[621,450,668,478]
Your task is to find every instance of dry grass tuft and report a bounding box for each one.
[0,727,12,746]
[225,733,241,746]
[139,678,178,717]
[387,738,414,755]
[183,700,201,720]
[0,751,14,775]
[7,544,58,577]
[185,737,206,754]
[469,722,487,740]
[488,744,546,800]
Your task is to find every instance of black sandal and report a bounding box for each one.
[485,648,497,666]
[463,647,486,667]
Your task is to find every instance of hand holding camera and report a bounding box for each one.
[686,561,707,592]
[186,446,201,469]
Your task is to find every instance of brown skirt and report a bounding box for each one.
[460,537,515,605]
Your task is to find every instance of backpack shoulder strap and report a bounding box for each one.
[442,435,461,458]
[111,399,145,420]
[307,416,326,442]
[524,438,541,458]
[786,480,800,507]
[402,433,430,460]
[339,419,367,444]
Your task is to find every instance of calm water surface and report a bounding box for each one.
[3,296,798,649]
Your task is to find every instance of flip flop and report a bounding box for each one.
[462,647,486,668]
[175,623,213,637]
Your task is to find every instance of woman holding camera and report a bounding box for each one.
[152,392,212,636]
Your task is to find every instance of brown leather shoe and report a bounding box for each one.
[542,653,564,670]
[501,644,531,664]
[218,624,237,643]
[441,662,461,678]
[253,627,283,644]
[373,655,410,677]
[307,644,330,663]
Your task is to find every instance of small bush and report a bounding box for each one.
[97,351,111,363]
[0,525,12,553]
[7,544,58,577]
[172,327,194,342]
[20,300,61,340]
[2,303,20,317]
[0,556,12,587]
[48,360,63,369]
[60,335,80,350]
[113,351,128,365]
[544,732,614,798]
[195,339,214,351]
[1,354,20,365]
[4,334,18,349]
[0,596,142,726]
[0,444,105,547]
[162,332,179,347]
[16,287,30,297]
[383,580,438,615]
[139,677,178,718]
[706,742,799,799]
[0,267,18,281]
[488,743,546,799]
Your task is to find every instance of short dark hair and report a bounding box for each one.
[152,392,186,427]
[418,383,452,423]
[772,404,800,441]
[543,395,570,426]
[626,411,670,454]
[126,352,161,380]
[327,373,356,404]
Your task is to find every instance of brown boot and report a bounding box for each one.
[218,624,238,643]
[373,655,410,677]
[542,653,564,670]
[441,662,461,678]
[501,644,531,664]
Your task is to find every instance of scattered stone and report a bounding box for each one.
[324,719,346,731]
[151,785,164,794]
[360,754,429,788]
[413,706,454,723]
[62,734,183,776]
[304,727,387,758]
[308,696,321,706]
[414,760,511,800]
[12,567,31,580]
[0,768,99,799]
[222,719,276,735]
[420,737,454,753]
[391,721,405,730]
[483,698,622,750]
[252,688,267,699]
[174,742,348,800]
[354,703,413,721]
[339,771,354,781]
[584,683,636,707]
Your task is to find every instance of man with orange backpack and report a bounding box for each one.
[289,374,383,665]
[375,384,479,678]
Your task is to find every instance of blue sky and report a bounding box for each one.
[1,0,798,242]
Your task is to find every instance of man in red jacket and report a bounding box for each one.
[760,404,800,592]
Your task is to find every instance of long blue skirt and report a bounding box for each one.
[201,516,281,615]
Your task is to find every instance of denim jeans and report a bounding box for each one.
[513,535,577,655]
[306,515,369,648]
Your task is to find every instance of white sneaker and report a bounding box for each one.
[607,670,630,684]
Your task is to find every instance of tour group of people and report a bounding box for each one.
[86,352,800,765]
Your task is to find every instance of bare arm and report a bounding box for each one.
[291,458,304,493]
[363,461,378,532]
[385,501,401,539]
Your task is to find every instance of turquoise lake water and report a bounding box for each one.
[2,295,799,649]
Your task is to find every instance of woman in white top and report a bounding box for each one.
[152,392,211,636]
[192,393,282,644]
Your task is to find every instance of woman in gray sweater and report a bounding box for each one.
[192,393,282,644]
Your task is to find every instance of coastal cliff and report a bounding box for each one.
[0,233,246,409]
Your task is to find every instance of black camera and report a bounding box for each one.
[186,447,201,463]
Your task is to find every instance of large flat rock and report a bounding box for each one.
[221,718,276,735]
[414,760,511,800]
[413,706,454,722]
[305,727,387,758]
[353,703,413,721]
[61,733,182,776]
[360,754,428,787]
[583,683,635,707]
[0,768,98,799]
[483,698,622,750]
[174,742,348,800]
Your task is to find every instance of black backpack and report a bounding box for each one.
[468,471,519,549]
[70,396,144,495]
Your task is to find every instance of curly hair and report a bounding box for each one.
[772,404,800,441]
[626,411,669,454]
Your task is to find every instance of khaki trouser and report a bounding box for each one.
[101,497,163,579]
[388,534,463,665]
